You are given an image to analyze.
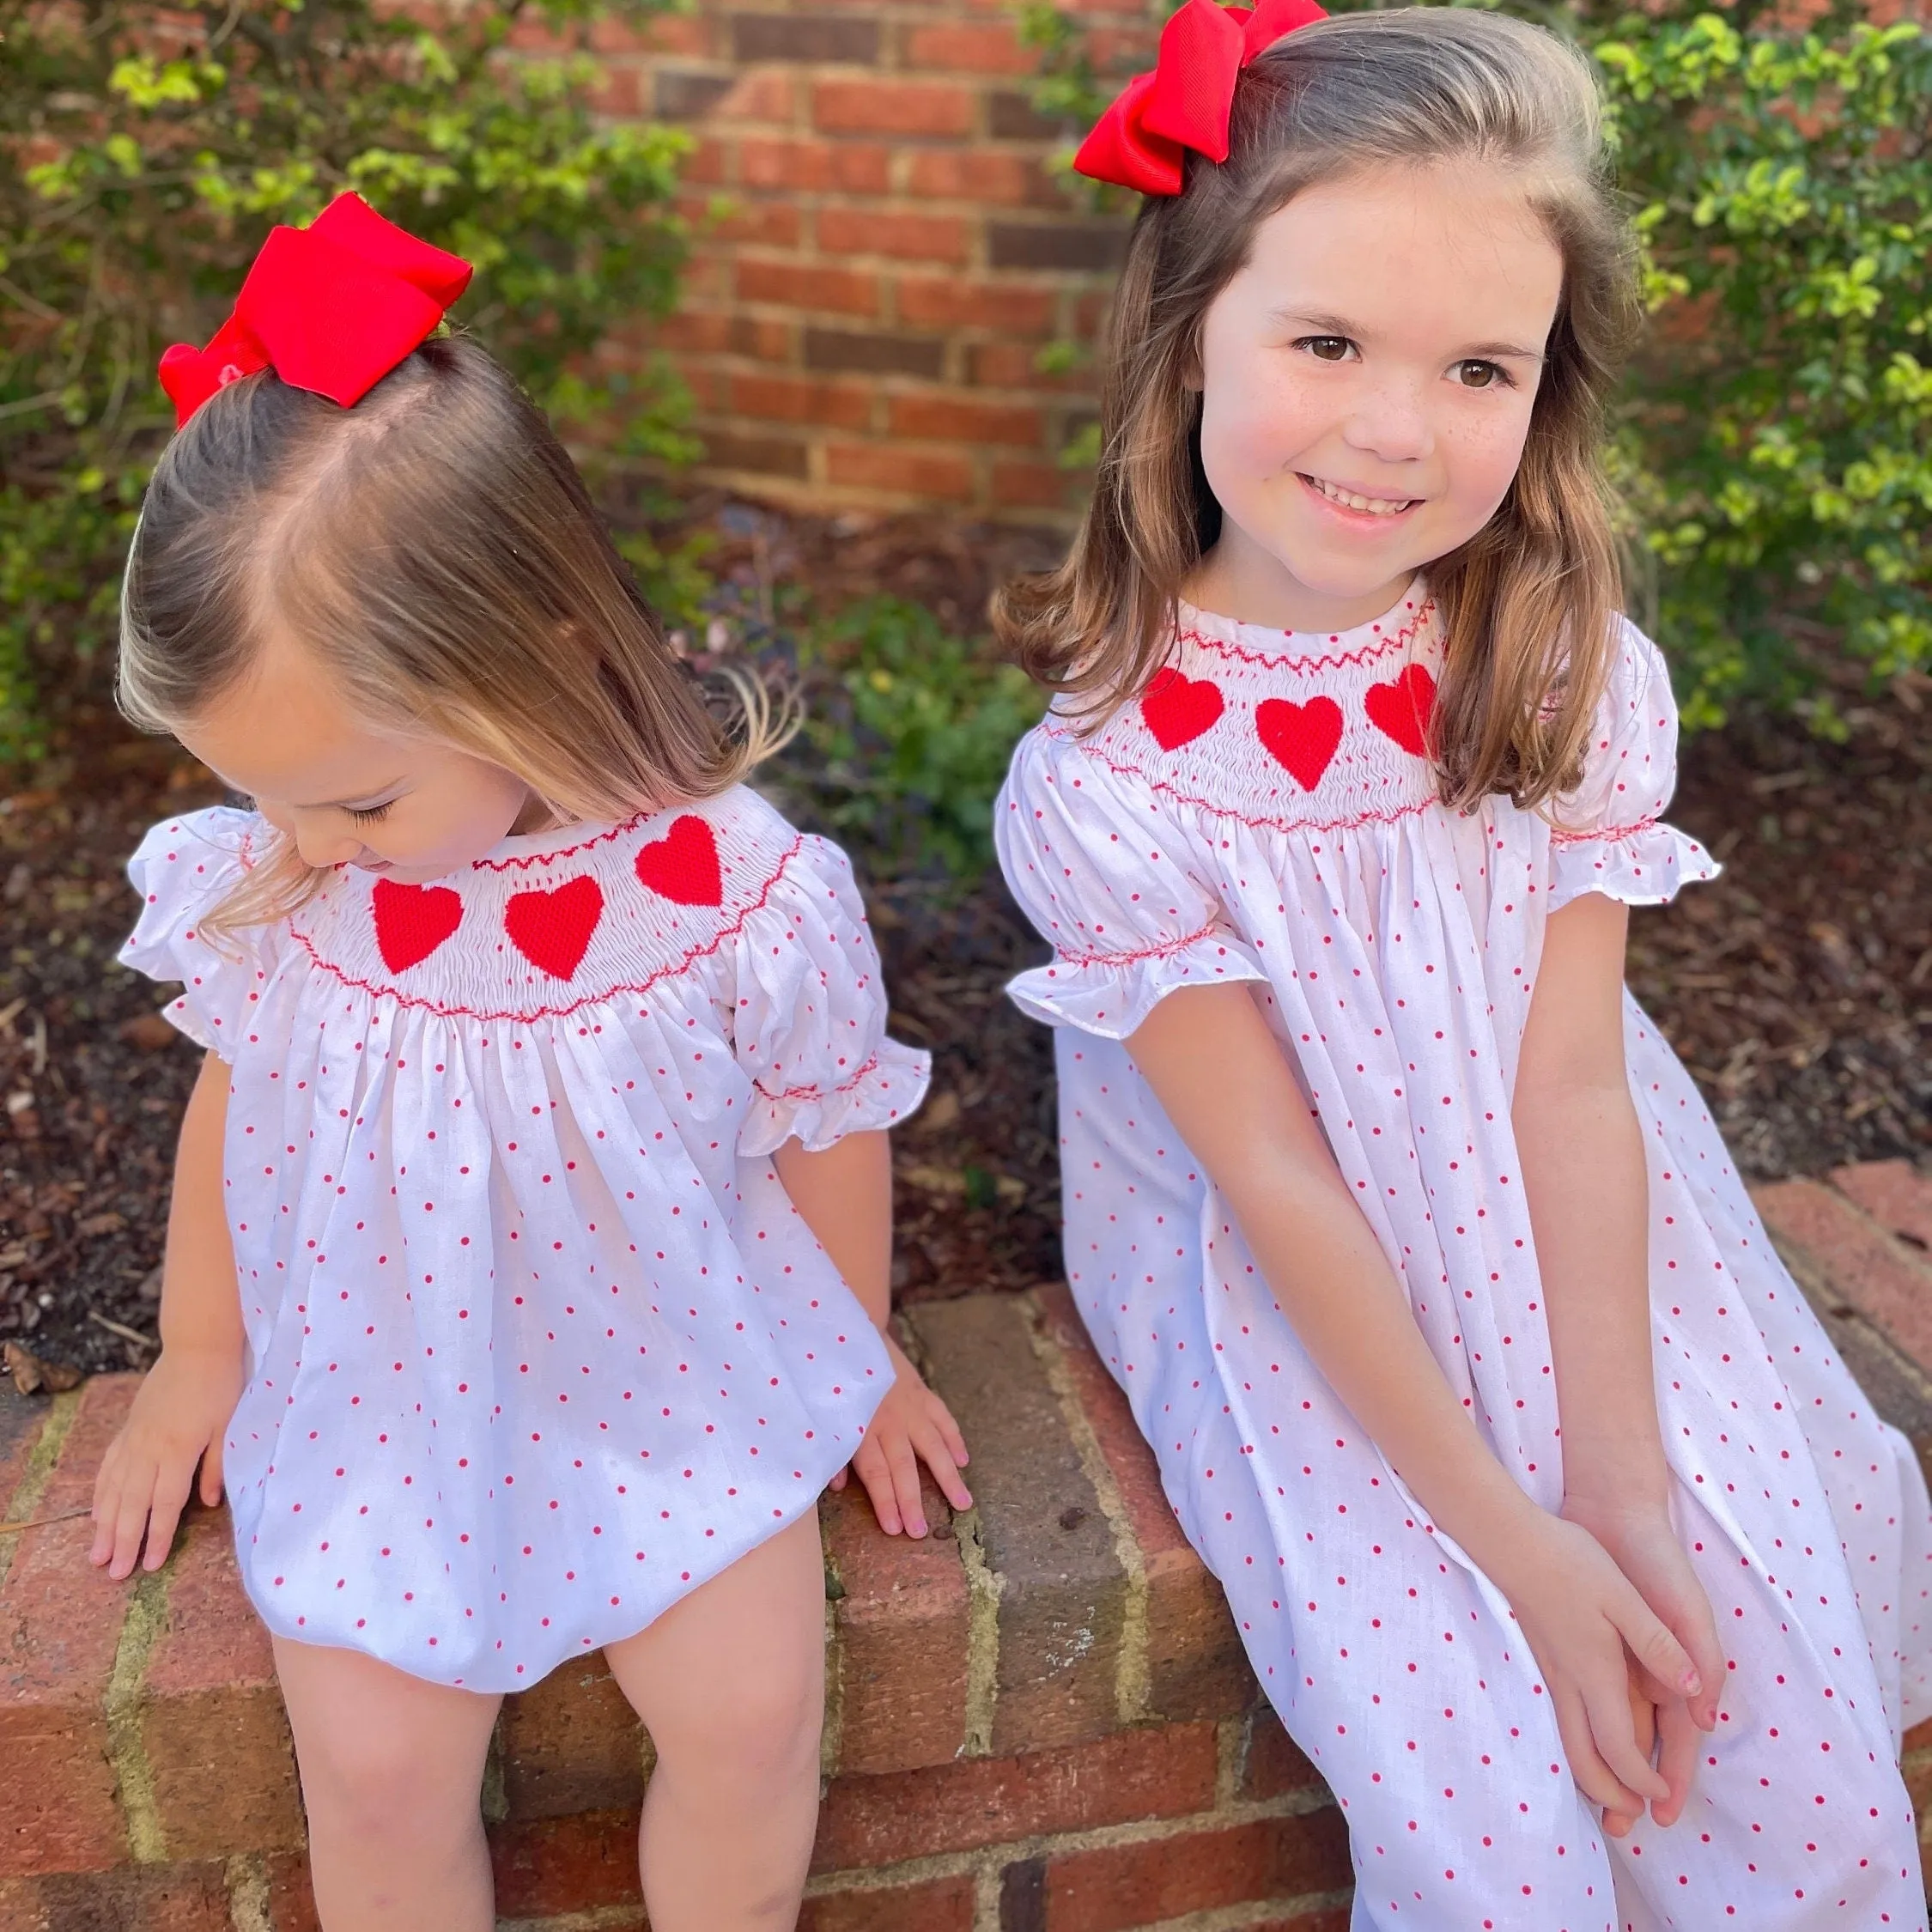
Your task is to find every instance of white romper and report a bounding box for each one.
[123,789,927,1692]
[995,585,1931,1931]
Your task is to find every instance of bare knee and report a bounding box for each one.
[655,1662,823,1794]
[295,1717,483,1845]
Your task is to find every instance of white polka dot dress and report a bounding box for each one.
[121,789,927,1692]
[994,586,1931,1930]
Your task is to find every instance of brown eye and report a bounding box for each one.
[1305,336,1352,362]
[1455,360,1504,389]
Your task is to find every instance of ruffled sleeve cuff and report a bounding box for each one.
[1007,920,1267,1041]
[1548,817,1720,912]
[119,808,277,1056]
[730,831,932,1157]
[740,1036,932,1158]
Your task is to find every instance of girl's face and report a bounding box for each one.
[175,628,537,882]
[1188,160,1566,634]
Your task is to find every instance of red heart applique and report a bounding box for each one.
[372,878,463,973]
[635,815,723,908]
[505,874,605,980]
[1139,667,1224,751]
[1364,664,1437,757]
[1255,696,1345,792]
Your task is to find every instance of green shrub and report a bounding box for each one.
[793,596,1048,881]
[1,0,694,762]
[1018,0,1932,728]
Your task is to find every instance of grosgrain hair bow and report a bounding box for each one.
[157,192,473,429]
[1074,0,1328,197]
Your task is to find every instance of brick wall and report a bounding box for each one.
[556,0,1152,522]
[5,1162,1932,1929]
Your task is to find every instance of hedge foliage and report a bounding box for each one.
[1022,0,1932,729]
[0,0,692,762]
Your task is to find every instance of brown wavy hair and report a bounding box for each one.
[993,7,1642,812]
[118,333,787,932]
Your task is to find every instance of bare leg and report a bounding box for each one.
[604,1513,827,1932]
[272,1637,502,1932]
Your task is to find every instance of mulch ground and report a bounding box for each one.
[3,502,1926,1378]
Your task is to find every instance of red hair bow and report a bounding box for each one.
[157,192,473,429]
[1074,0,1328,197]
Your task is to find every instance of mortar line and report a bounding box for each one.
[818,1505,845,1779]
[103,1562,172,1862]
[224,1850,276,1932]
[1019,1291,1151,1727]
[0,1384,82,1597]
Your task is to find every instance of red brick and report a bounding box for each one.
[817,207,970,265]
[905,149,1054,210]
[738,259,881,319]
[489,1806,643,1917]
[0,1376,141,1876]
[889,392,1042,449]
[1831,1161,1932,1253]
[799,1872,977,1932]
[970,341,1091,391]
[714,69,797,124]
[682,135,730,187]
[1754,1177,1932,1365]
[822,1477,969,1775]
[1904,1716,1932,1755]
[655,310,795,363]
[813,79,976,139]
[1036,1284,1255,1721]
[1242,1712,1327,1801]
[990,459,1077,512]
[0,1862,234,1931]
[732,370,873,431]
[263,1852,320,1932]
[902,21,1039,74]
[827,440,975,502]
[1246,1911,1354,1932]
[139,1505,302,1858]
[499,1653,646,1821]
[1043,1812,1353,1932]
[592,11,712,56]
[590,64,642,118]
[815,1721,1218,1871]
[739,137,891,195]
[896,276,1058,334]
[684,193,803,249]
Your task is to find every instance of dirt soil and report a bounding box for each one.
[3,504,1926,1379]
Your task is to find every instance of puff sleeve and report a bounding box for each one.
[1547,621,1721,912]
[730,833,931,1157]
[119,806,283,1056]
[994,725,1265,1040]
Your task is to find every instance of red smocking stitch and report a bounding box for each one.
[469,811,653,873]
[1549,816,1664,848]
[754,1050,884,1106]
[1049,916,1226,972]
[1178,600,1435,675]
[1045,727,1439,836]
[282,834,807,1024]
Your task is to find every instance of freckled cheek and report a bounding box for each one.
[1441,410,1536,525]
[1201,374,1325,495]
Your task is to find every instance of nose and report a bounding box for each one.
[1341,371,1434,467]
[289,815,366,871]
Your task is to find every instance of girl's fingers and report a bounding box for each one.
[1649,1696,1700,1829]
[143,1467,193,1573]
[1673,1601,1728,1730]
[886,1436,927,1539]
[828,1466,849,1492]
[1611,1589,1703,1705]
[198,1436,226,1509]
[107,1463,159,1582]
[926,1395,969,1469]
[917,1424,974,1511]
[1552,1680,1644,1819]
[1581,1662,1670,1804]
[853,1442,902,1535]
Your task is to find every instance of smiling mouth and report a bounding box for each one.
[1300,474,1420,519]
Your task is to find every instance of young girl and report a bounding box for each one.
[993,6,1931,1925]
[88,194,970,1932]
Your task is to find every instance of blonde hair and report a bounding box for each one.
[119,334,788,931]
[993,8,1641,811]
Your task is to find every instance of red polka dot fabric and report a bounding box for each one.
[118,789,927,1690]
[995,585,1932,1927]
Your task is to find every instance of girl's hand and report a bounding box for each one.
[1564,1495,1726,1831]
[89,1342,244,1581]
[831,1335,971,1538]
[1493,1510,1704,1824]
